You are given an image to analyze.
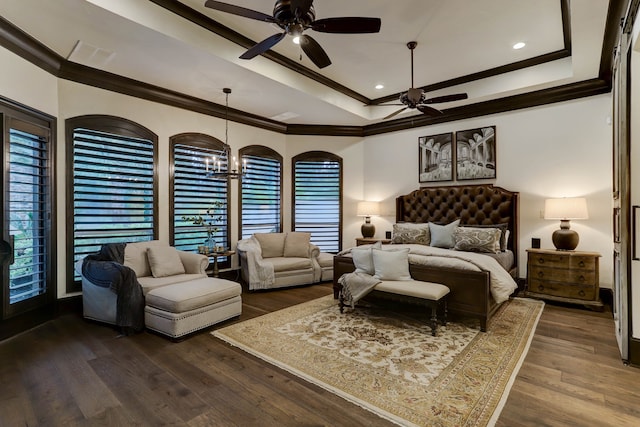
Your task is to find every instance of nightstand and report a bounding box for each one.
[526,248,603,310]
[355,237,392,246]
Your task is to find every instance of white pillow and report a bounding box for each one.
[351,241,382,275]
[372,248,411,281]
[147,246,185,278]
[429,219,460,249]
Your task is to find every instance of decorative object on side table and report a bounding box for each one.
[526,248,603,310]
[182,200,223,253]
[356,201,380,238]
[544,197,589,250]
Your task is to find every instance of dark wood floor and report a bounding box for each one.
[1,282,639,426]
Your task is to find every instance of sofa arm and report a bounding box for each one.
[237,238,275,290]
[178,251,209,275]
[309,244,320,259]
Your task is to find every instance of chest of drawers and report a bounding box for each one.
[526,248,603,309]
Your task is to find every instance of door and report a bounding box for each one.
[1,110,55,334]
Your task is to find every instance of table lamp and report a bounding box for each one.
[357,201,380,238]
[544,197,588,250]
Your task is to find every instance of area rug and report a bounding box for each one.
[213,295,544,427]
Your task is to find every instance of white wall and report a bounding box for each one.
[361,95,613,285]
[0,45,614,297]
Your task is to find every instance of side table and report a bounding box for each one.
[355,237,392,246]
[208,250,235,278]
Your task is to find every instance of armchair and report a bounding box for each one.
[237,232,333,290]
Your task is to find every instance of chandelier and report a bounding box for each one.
[206,88,246,180]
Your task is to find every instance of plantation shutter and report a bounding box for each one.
[240,153,281,239]
[71,127,155,279]
[293,155,341,253]
[172,142,228,251]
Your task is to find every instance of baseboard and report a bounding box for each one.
[629,337,640,367]
[57,295,83,316]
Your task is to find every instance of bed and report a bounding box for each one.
[333,184,520,331]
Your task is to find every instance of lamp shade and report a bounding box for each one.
[544,198,589,220]
[356,201,380,217]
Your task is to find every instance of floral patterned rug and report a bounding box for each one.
[213,295,544,427]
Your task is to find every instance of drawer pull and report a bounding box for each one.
[538,285,545,292]
[579,290,586,297]
[578,275,585,282]
[578,260,585,267]
[537,271,544,278]
[538,258,545,264]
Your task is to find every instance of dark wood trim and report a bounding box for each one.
[600,0,632,85]
[0,16,62,76]
[56,295,83,316]
[629,337,640,366]
[147,0,370,105]
[0,3,617,138]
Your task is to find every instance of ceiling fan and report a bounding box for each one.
[380,41,468,120]
[204,0,381,69]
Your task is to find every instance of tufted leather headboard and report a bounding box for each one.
[396,185,519,263]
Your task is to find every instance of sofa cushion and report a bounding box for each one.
[124,240,164,278]
[147,246,186,278]
[254,233,286,258]
[268,257,313,272]
[138,273,206,295]
[145,277,241,313]
[283,232,311,258]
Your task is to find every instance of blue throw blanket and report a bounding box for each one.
[82,243,145,334]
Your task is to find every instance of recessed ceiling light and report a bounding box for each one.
[375,84,384,90]
[513,42,526,50]
[292,36,301,45]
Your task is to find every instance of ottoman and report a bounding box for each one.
[144,277,242,338]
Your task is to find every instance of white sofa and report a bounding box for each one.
[78,240,242,338]
[237,232,334,290]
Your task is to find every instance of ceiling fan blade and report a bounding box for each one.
[311,17,382,34]
[239,32,286,60]
[299,35,331,68]
[423,93,468,104]
[383,107,408,120]
[204,0,277,23]
[417,105,444,115]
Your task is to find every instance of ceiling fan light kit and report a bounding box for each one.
[204,0,381,69]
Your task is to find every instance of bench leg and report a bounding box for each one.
[339,292,345,314]
[430,303,438,337]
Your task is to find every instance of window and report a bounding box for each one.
[292,151,342,253]
[170,134,229,253]
[66,116,157,292]
[239,146,282,240]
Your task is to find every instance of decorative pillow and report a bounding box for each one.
[372,248,412,281]
[453,227,502,254]
[254,233,286,258]
[147,246,185,278]
[461,223,509,251]
[351,241,382,275]
[283,232,311,258]
[428,219,460,249]
[392,223,431,245]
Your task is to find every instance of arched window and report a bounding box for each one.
[66,115,157,292]
[239,145,283,240]
[292,151,342,253]
[170,133,230,256]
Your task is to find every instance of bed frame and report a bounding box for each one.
[333,184,519,331]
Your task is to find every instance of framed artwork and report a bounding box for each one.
[418,132,454,183]
[455,126,496,180]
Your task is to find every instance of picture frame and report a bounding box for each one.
[455,126,496,180]
[418,132,454,183]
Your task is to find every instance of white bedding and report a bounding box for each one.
[339,244,518,304]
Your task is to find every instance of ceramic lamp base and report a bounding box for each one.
[552,220,579,250]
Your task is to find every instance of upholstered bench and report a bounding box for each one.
[341,279,450,336]
[144,277,242,339]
